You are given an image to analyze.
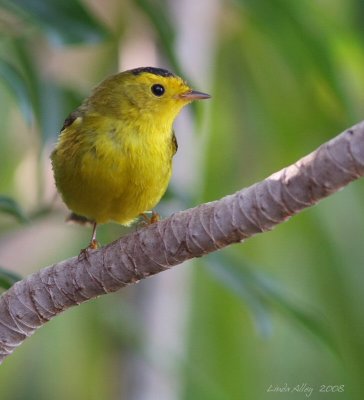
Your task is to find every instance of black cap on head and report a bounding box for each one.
[130,67,175,78]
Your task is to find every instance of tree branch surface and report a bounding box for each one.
[1,121,364,364]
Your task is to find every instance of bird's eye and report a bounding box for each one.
[151,84,165,97]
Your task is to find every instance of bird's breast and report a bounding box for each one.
[84,123,174,223]
[53,116,175,224]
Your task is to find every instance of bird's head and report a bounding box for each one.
[89,67,210,125]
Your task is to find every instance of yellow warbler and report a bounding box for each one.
[51,67,210,248]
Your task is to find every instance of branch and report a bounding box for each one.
[1,121,364,364]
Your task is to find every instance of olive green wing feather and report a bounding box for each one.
[172,130,178,156]
[60,109,82,132]
[66,212,94,226]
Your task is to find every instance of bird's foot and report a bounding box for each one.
[78,239,100,261]
[89,239,100,249]
[139,211,160,227]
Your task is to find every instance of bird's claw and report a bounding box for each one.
[78,239,100,261]
[139,211,160,227]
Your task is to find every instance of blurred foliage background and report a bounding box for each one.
[1,0,364,399]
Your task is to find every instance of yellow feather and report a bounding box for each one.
[51,67,209,245]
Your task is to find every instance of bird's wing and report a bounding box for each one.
[60,109,83,132]
[66,212,94,226]
[172,130,178,156]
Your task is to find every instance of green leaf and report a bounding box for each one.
[206,253,273,337]
[2,0,109,45]
[135,0,180,74]
[252,269,339,355]
[0,196,28,222]
[206,252,338,354]
[0,267,22,290]
[37,82,83,142]
[0,59,33,124]
[7,40,83,144]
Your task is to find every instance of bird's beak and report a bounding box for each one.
[179,90,211,100]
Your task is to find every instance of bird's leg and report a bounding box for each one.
[140,210,160,225]
[89,221,99,249]
[78,221,99,260]
[150,210,160,223]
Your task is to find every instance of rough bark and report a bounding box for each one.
[0,121,364,364]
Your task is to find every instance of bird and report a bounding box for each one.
[51,66,210,249]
